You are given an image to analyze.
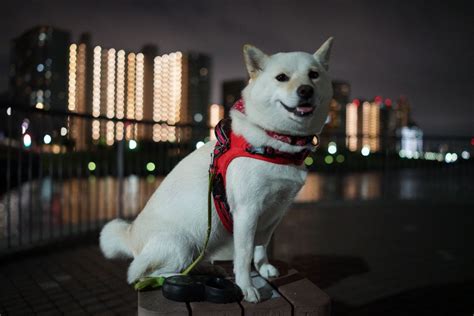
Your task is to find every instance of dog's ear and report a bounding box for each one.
[314,37,334,71]
[243,45,268,78]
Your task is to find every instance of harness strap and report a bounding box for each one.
[211,118,311,234]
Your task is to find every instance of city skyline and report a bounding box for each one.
[0,0,473,136]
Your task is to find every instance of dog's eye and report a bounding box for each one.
[309,71,319,80]
[275,74,289,82]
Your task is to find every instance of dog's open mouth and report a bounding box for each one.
[280,101,315,117]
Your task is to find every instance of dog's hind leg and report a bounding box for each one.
[127,232,194,284]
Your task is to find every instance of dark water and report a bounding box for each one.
[1,169,472,248]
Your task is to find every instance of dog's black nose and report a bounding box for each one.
[297,85,314,99]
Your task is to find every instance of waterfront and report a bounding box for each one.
[1,167,472,249]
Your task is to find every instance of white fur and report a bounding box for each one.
[100,219,134,259]
[99,38,334,303]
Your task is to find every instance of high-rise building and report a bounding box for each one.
[67,40,211,146]
[364,98,381,152]
[9,26,70,140]
[379,97,397,152]
[67,33,92,149]
[152,51,188,143]
[187,53,211,142]
[140,45,159,140]
[222,79,246,117]
[326,80,350,134]
[395,95,411,128]
[209,103,224,140]
[346,95,419,154]
[9,26,70,111]
[10,26,212,149]
[321,80,350,146]
[152,51,211,143]
[346,97,381,153]
[345,99,360,152]
[399,124,423,155]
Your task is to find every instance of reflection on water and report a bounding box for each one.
[296,172,383,202]
[0,175,163,240]
[1,169,472,242]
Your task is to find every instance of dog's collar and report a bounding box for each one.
[232,99,317,147]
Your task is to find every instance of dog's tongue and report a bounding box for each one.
[296,106,314,113]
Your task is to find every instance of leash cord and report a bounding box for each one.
[181,172,214,275]
[134,171,214,290]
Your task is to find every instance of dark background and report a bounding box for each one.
[0,0,473,136]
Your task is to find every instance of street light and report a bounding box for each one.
[128,140,138,150]
[43,134,52,144]
[361,146,370,157]
[23,134,32,148]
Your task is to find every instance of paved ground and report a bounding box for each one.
[1,200,474,315]
[0,245,135,315]
[273,200,474,316]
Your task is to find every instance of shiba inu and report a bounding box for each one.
[100,38,334,303]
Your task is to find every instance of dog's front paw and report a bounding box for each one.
[241,286,261,303]
[258,263,280,279]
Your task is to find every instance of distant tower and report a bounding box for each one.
[186,53,211,142]
[68,33,92,149]
[396,95,411,128]
[139,44,158,139]
[323,80,350,138]
[9,26,71,141]
[345,99,360,152]
[9,26,70,111]
[346,97,381,153]
[379,98,397,152]
[222,79,246,117]
[152,51,211,143]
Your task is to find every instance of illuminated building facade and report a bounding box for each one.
[67,40,211,146]
[152,51,187,143]
[10,26,211,148]
[68,33,91,149]
[345,98,381,153]
[400,125,423,155]
[345,95,414,153]
[345,99,359,152]
[87,46,153,145]
[152,51,211,143]
[209,104,224,140]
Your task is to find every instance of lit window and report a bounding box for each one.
[199,67,208,76]
[194,113,203,122]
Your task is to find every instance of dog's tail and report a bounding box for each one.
[100,219,134,259]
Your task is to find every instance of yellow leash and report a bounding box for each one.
[135,172,214,290]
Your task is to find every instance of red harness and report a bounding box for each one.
[210,99,315,234]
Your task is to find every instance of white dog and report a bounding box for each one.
[100,38,333,303]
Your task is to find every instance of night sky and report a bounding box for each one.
[1,0,472,136]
